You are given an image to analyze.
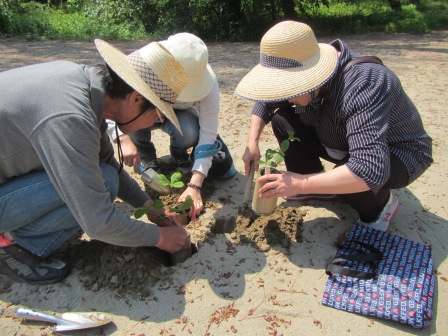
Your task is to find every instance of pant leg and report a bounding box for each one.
[207,134,235,177]
[129,127,157,163]
[271,106,331,174]
[338,154,409,222]
[0,163,119,257]
[162,108,200,163]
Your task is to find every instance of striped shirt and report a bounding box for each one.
[252,39,433,194]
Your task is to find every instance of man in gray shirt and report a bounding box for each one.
[0,39,190,284]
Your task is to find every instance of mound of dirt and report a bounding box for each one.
[230,205,306,250]
[59,240,169,298]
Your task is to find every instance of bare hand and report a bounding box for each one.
[258,171,299,198]
[155,226,190,253]
[118,134,140,172]
[179,188,203,215]
[147,208,182,227]
[242,142,260,177]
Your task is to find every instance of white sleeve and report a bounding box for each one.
[191,80,220,176]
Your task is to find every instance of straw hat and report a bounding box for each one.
[235,21,339,102]
[160,33,216,102]
[95,39,188,132]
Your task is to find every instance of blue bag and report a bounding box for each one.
[322,224,435,328]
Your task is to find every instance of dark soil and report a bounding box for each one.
[230,205,306,250]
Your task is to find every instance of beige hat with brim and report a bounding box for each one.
[95,39,188,132]
[235,21,339,102]
[160,32,216,102]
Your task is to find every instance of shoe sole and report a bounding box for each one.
[0,262,70,285]
[283,195,339,202]
[384,198,400,229]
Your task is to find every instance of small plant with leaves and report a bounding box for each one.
[133,196,194,219]
[157,171,184,190]
[134,199,164,219]
[258,130,300,174]
[133,171,193,220]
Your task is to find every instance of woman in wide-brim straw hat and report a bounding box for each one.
[236,20,432,232]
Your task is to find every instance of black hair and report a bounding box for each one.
[95,64,155,112]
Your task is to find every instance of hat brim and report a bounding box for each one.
[235,44,338,102]
[177,64,216,102]
[95,39,181,132]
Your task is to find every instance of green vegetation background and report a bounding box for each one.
[0,0,447,41]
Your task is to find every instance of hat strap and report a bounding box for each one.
[115,110,147,126]
[128,53,178,104]
[260,54,303,69]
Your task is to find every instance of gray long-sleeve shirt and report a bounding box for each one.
[0,61,160,247]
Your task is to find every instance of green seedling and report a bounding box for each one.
[258,130,300,174]
[157,171,184,189]
[133,170,193,219]
[169,196,193,213]
[133,196,193,219]
[134,199,164,219]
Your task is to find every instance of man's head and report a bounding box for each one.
[160,32,216,102]
[95,39,188,132]
[235,21,338,103]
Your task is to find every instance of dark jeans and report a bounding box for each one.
[130,108,234,177]
[271,106,409,222]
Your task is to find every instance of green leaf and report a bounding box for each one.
[273,153,285,163]
[183,197,194,208]
[287,130,300,142]
[151,199,164,210]
[157,173,170,186]
[169,196,193,213]
[280,140,289,152]
[170,172,182,185]
[172,181,184,188]
[134,207,149,219]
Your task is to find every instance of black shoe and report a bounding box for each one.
[0,244,69,285]
[175,160,193,174]
[140,159,160,173]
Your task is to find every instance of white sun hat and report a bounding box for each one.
[160,32,217,102]
[95,39,188,132]
[235,21,339,102]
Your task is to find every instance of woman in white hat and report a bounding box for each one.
[235,21,432,231]
[111,33,236,215]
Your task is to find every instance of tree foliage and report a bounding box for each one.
[1,0,446,40]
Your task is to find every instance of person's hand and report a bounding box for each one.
[146,206,181,227]
[155,226,190,253]
[242,142,261,177]
[258,171,301,198]
[179,188,203,215]
[118,134,140,172]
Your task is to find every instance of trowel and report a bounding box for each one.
[137,163,169,194]
[15,307,113,332]
[243,161,255,208]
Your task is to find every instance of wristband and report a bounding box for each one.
[187,183,201,191]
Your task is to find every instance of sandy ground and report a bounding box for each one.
[0,31,447,335]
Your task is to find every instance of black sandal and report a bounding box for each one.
[0,244,69,285]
